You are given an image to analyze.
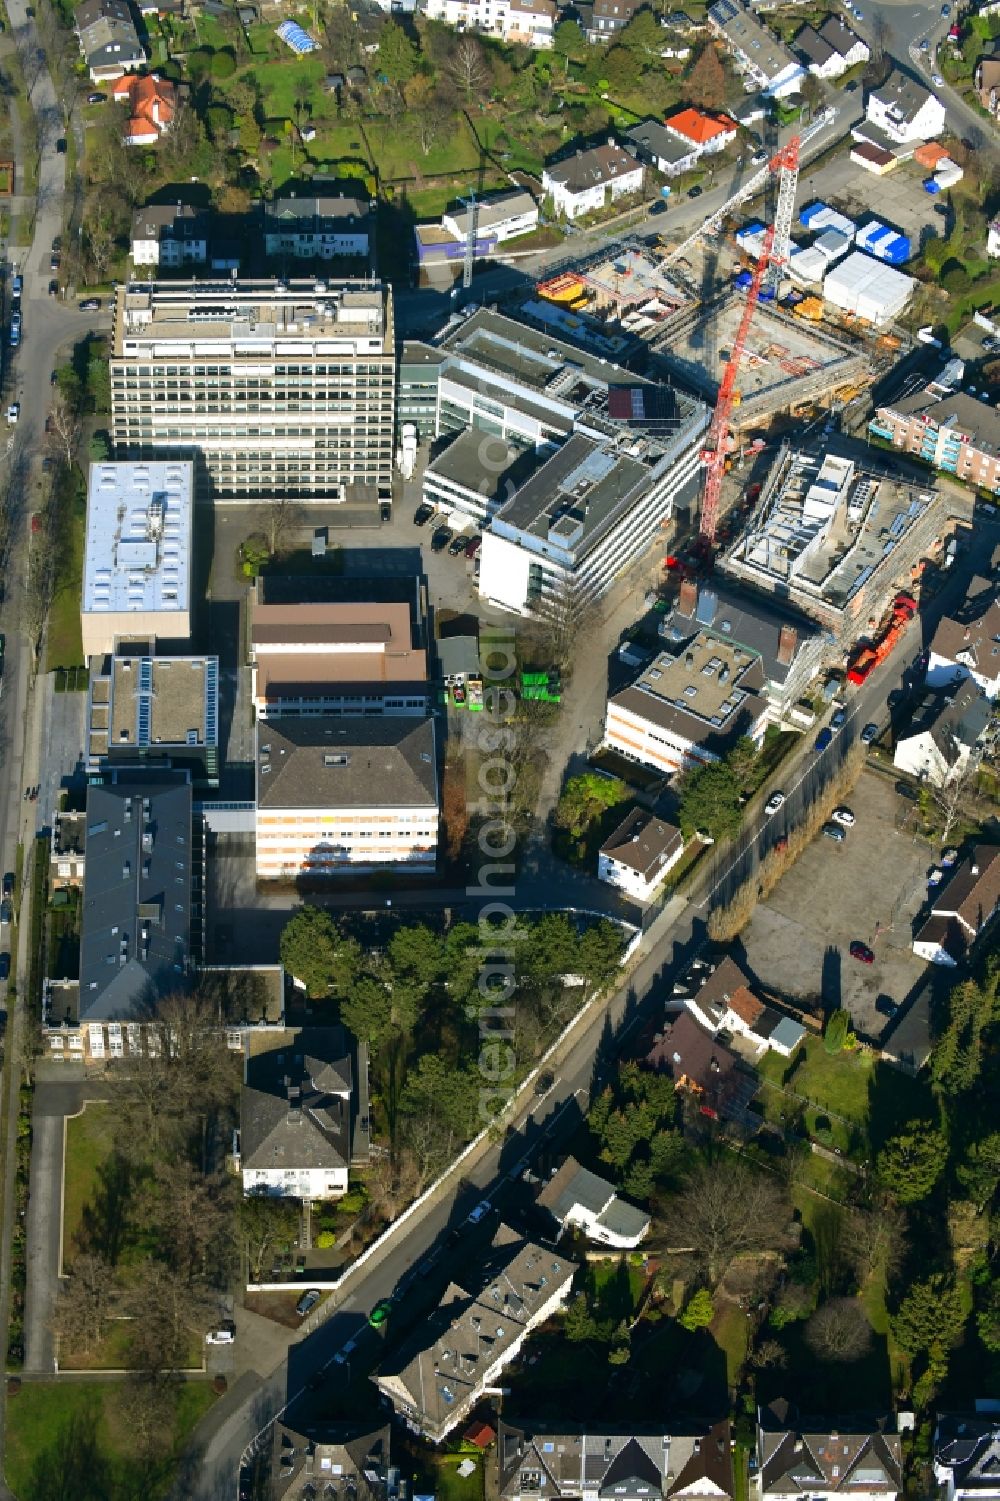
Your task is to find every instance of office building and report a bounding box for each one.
[110,279,395,504]
[255,716,438,879]
[81,461,193,658]
[86,646,220,786]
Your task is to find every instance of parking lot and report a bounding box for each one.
[739,769,933,1039]
[799,148,945,253]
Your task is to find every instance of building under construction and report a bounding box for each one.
[649,293,870,433]
[719,440,944,645]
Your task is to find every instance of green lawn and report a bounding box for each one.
[62,1103,115,1271]
[415,1452,485,1501]
[44,471,86,674]
[711,1301,749,1388]
[4,1380,216,1499]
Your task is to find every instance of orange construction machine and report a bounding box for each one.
[846,593,917,686]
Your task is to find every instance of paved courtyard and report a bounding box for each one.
[739,769,933,1040]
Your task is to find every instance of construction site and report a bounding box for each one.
[648,292,870,432]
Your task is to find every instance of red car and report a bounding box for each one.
[849,940,874,965]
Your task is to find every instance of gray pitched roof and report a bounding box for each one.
[256,716,437,810]
[897,682,992,767]
[272,1422,390,1501]
[600,808,683,879]
[625,120,695,166]
[538,1156,616,1221]
[241,1026,354,1173]
[660,581,818,687]
[499,1422,733,1501]
[759,1426,903,1496]
[78,770,193,1022]
[795,24,836,66]
[265,192,373,232]
[934,1415,1000,1494]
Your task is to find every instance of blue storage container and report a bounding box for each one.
[799,201,827,227]
[923,178,941,193]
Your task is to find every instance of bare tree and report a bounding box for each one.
[51,1252,116,1353]
[804,1297,873,1363]
[256,496,304,557]
[674,1158,792,1284]
[529,579,600,678]
[48,388,81,468]
[446,37,491,96]
[845,1197,907,1286]
[23,535,57,669]
[143,1158,237,1289]
[119,1374,177,1462]
[923,750,983,845]
[238,1191,300,1283]
[126,1260,216,1375]
[84,215,115,285]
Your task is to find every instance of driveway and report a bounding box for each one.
[23,1076,91,1374]
[738,768,932,1038]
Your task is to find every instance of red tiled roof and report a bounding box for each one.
[665,107,737,144]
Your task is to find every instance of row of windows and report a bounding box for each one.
[112,363,391,378]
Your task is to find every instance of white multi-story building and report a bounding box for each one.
[110,279,395,505]
[926,581,1000,700]
[935,1413,1000,1501]
[542,144,644,221]
[239,1027,358,1201]
[536,1156,651,1248]
[255,716,438,879]
[893,682,993,788]
[597,807,685,904]
[441,190,538,245]
[131,204,208,267]
[865,73,945,143]
[604,631,769,777]
[81,460,193,658]
[264,192,374,261]
[421,0,555,45]
[708,0,805,96]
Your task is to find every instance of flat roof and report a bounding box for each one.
[251,596,425,675]
[442,306,645,394]
[82,461,193,622]
[497,433,655,554]
[425,429,536,500]
[609,634,768,753]
[109,652,218,750]
[256,716,437,809]
[113,278,391,357]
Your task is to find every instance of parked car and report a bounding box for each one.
[56,138,67,153]
[466,1200,491,1225]
[448,533,469,556]
[334,1338,357,1362]
[205,1325,235,1345]
[920,38,930,49]
[764,791,785,817]
[50,254,59,273]
[849,940,875,964]
[10,311,21,347]
[821,822,846,842]
[649,200,667,215]
[52,236,61,252]
[831,706,847,729]
[895,781,918,800]
[379,500,391,522]
[78,298,100,312]
[2,878,14,904]
[534,1070,554,1096]
[295,1289,322,1318]
[465,534,482,559]
[368,1299,393,1328]
[48,280,57,296]
[860,722,879,744]
[688,185,703,198]
[431,525,453,552]
[932,72,944,85]
[0,954,9,981]
[751,151,768,165]
[0,902,11,926]
[413,502,435,526]
[876,994,898,1016]
[831,806,855,827]
[815,728,833,752]
[86,92,105,104]
[5,404,18,425]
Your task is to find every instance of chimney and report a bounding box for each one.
[679,577,698,617]
[777,624,798,665]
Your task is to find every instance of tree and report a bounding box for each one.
[146,1159,236,1289]
[617,9,665,55]
[47,388,81,468]
[674,1159,790,1284]
[400,1054,478,1141]
[388,924,444,990]
[957,1134,1000,1211]
[87,355,111,415]
[926,754,984,845]
[126,1260,216,1375]
[804,1298,873,1363]
[378,21,418,85]
[564,1293,598,1341]
[930,977,994,1097]
[553,17,587,62]
[976,1282,1000,1353]
[340,973,413,1048]
[725,736,759,790]
[685,43,726,109]
[824,1009,850,1055]
[210,47,236,78]
[891,1273,967,1357]
[279,907,359,998]
[678,760,743,841]
[51,1253,115,1353]
[238,1191,300,1282]
[446,36,491,96]
[679,1288,714,1330]
[553,773,630,840]
[845,1197,906,1286]
[256,496,303,557]
[876,1122,948,1204]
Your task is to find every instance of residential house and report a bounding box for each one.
[43,769,196,1063]
[707,0,806,97]
[850,141,897,174]
[925,576,1000,700]
[541,144,644,221]
[871,387,1000,497]
[913,845,1000,966]
[934,1413,1000,1501]
[271,1424,391,1501]
[75,0,145,80]
[536,1156,651,1249]
[85,646,220,788]
[624,119,699,176]
[643,1010,757,1124]
[892,682,994,788]
[990,218,1000,258]
[111,72,175,142]
[818,15,869,66]
[684,955,806,1058]
[373,1226,577,1442]
[585,0,643,41]
[657,577,823,723]
[441,190,539,245]
[130,203,207,266]
[249,583,429,719]
[865,73,945,143]
[421,0,555,45]
[254,715,438,879]
[604,632,769,778]
[498,1422,734,1501]
[239,1025,367,1200]
[975,57,1000,115]
[597,808,685,905]
[506,0,557,46]
[664,107,738,155]
[756,1403,904,1501]
[264,191,374,261]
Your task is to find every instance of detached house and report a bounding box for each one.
[756,1404,904,1501]
[374,1226,577,1442]
[131,203,207,266]
[498,1422,734,1501]
[926,578,1000,700]
[624,119,699,178]
[975,57,1000,116]
[865,73,945,143]
[111,73,175,143]
[598,807,685,905]
[542,145,644,222]
[537,1156,651,1249]
[585,0,643,41]
[75,0,145,80]
[643,1010,757,1124]
[664,107,738,155]
[684,954,806,1058]
[934,1413,1000,1501]
[912,845,1000,966]
[892,682,993,789]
